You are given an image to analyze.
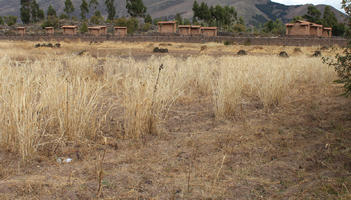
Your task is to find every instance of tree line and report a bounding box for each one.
[0,0,347,37]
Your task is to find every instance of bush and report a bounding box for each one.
[323,42,351,96]
[142,23,152,32]
[90,11,104,25]
[4,16,17,26]
[80,22,88,34]
[41,16,60,29]
[114,17,139,34]
[59,14,69,20]
[233,23,246,33]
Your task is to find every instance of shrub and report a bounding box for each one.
[59,14,69,20]
[80,22,88,33]
[41,16,60,29]
[4,16,17,26]
[323,42,351,96]
[142,23,152,32]
[114,17,139,34]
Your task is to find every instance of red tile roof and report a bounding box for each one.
[157,21,176,24]
[61,25,77,29]
[201,27,217,30]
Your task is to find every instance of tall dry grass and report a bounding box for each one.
[0,49,336,160]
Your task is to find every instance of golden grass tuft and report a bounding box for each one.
[0,43,336,160]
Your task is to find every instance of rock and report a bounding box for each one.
[34,43,41,48]
[153,47,168,53]
[313,51,322,57]
[153,47,160,53]
[320,46,329,50]
[237,50,247,55]
[279,51,289,58]
[293,48,302,53]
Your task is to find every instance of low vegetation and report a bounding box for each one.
[0,41,350,199]
[0,42,335,160]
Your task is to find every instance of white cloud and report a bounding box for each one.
[272,0,343,11]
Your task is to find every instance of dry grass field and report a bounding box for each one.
[0,40,350,199]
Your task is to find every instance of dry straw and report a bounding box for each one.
[0,52,335,160]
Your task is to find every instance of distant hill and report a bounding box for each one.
[0,0,346,26]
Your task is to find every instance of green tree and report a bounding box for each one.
[80,22,88,33]
[263,19,285,35]
[64,0,75,17]
[41,15,59,28]
[192,0,199,22]
[144,14,152,24]
[114,17,138,34]
[126,0,147,17]
[303,5,322,24]
[47,5,57,18]
[80,0,89,19]
[59,13,69,19]
[89,0,99,17]
[183,18,191,25]
[90,10,104,24]
[0,17,3,25]
[291,16,304,22]
[322,6,337,27]
[175,13,182,25]
[105,0,116,20]
[20,0,31,24]
[4,16,17,26]
[31,0,44,23]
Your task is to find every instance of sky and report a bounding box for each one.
[272,0,343,11]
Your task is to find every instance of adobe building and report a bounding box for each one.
[157,21,177,34]
[190,25,201,35]
[286,20,332,37]
[310,23,323,37]
[178,25,191,36]
[99,26,107,35]
[45,27,54,35]
[201,27,218,37]
[114,27,127,37]
[88,26,102,36]
[322,27,332,37]
[16,27,26,36]
[62,25,78,35]
[285,20,310,36]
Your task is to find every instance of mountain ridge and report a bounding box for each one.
[0,0,346,26]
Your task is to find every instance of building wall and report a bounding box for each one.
[100,27,107,35]
[159,24,176,33]
[179,28,190,35]
[202,29,217,37]
[286,24,310,36]
[17,29,25,36]
[191,28,201,35]
[46,29,54,34]
[63,28,76,35]
[310,27,323,37]
[115,29,127,37]
[322,30,332,37]
[89,29,100,36]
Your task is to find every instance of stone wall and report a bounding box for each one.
[0,35,347,47]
